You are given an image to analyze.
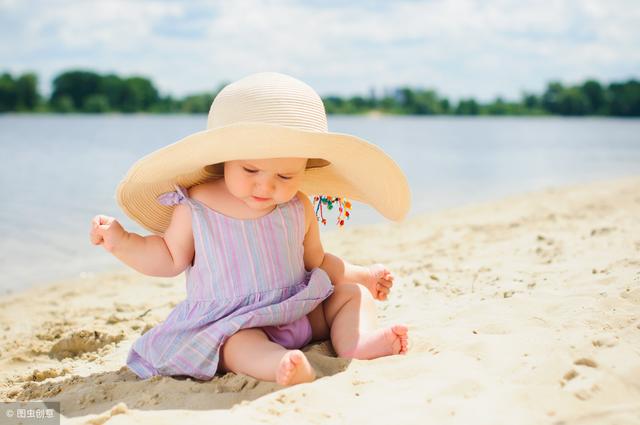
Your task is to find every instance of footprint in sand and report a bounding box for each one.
[589,226,616,237]
[533,234,563,264]
[592,334,618,348]
[560,358,601,400]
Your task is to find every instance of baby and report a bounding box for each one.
[90,72,410,386]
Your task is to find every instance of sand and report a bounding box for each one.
[1,177,639,425]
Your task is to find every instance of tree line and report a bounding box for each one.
[1,69,639,116]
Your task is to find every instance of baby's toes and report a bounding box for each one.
[400,337,409,353]
[378,275,393,288]
[392,325,409,354]
[377,284,391,299]
[276,358,294,385]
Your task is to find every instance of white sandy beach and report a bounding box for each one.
[1,177,639,424]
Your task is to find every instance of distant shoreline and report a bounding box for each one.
[2,111,640,118]
[2,70,639,116]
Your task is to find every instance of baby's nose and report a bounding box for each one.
[256,178,276,195]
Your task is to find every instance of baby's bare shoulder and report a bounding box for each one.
[188,179,222,203]
[296,192,314,231]
[296,191,313,208]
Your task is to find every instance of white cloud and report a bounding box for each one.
[2,0,639,101]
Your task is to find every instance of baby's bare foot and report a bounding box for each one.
[276,350,316,386]
[347,325,409,360]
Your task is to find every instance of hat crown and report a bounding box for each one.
[207,72,328,133]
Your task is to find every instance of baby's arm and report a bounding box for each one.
[299,193,393,300]
[90,204,194,277]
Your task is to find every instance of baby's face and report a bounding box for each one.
[224,158,307,211]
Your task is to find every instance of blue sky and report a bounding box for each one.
[2,0,640,101]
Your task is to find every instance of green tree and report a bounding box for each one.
[378,96,398,113]
[0,73,17,112]
[150,95,181,113]
[522,92,540,110]
[484,97,510,115]
[181,93,215,113]
[455,99,479,115]
[349,95,369,112]
[52,95,75,113]
[608,80,640,116]
[120,76,159,112]
[51,70,101,110]
[98,74,126,110]
[84,94,110,113]
[439,98,451,114]
[323,96,344,114]
[398,88,444,114]
[581,80,605,114]
[15,73,39,111]
[541,81,564,114]
[558,88,590,115]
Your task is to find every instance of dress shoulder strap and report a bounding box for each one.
[157,185,191,207]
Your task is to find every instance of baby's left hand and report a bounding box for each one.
[364,264,394,301]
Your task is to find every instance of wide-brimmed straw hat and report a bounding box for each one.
[117,72,411,234]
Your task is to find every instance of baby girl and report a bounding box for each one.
[91,72,410,386]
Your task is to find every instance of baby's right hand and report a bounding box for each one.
[90,215,128,252]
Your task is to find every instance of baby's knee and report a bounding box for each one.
[332,282,369,300]
[219,328,266,371]
[223,328,265,350]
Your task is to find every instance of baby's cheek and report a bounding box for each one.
[279,185,300,203]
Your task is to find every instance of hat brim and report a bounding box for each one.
[117,122,411,234]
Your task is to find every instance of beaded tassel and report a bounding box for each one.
[313,195,351,226]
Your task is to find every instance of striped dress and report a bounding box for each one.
[126,185,334,380]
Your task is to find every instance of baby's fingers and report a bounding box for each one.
[376,283,391,300]
[90,223,104,245]
[90,234,104,245]
[90,215,112,245]
[95,214,115,227]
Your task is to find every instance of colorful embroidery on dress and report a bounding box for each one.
[313,195,351,226]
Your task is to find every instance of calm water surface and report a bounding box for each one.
[1,115,639,293]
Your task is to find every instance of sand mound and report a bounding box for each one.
[49,330,126,360]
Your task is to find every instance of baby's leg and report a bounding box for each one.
[319,283,408,359]
[219,328,315,386]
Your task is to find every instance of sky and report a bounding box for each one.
[2,0,640,101]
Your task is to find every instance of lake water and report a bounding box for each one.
[1,115,639,294]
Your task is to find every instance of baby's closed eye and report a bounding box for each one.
[243,166,292,180]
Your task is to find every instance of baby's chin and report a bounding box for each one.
[244,197,277,211]
[249,194,297,206]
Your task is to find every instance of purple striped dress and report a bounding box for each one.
[126,186,334,380]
